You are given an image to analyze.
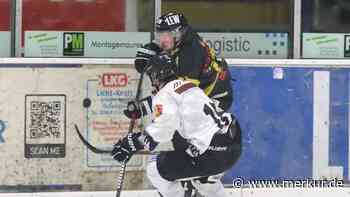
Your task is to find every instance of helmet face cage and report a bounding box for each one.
[148,71,160,88]
[154,28,183,47]
[146,59,176,88]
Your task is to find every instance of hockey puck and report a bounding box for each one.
[83,98,91,108]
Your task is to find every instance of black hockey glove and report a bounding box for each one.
[123,96,152,119]
[111,132,144,163]
[123,101,141,119]
[135,42,162,73]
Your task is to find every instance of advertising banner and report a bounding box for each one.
[84,69,144,167]
[0,65,147,190]
[303,33,350,58]
[25,31,150,57]
[1,61,350,190]
[199,32,288,58]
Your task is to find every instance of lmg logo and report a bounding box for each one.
[0,120,6,143]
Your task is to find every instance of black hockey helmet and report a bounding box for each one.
[156,12,188,32]
[146,54,177,87]
[155,12,188,49]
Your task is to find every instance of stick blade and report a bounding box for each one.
[74,124,111,154]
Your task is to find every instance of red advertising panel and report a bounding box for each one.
[0,0,10,31]
[22,0,125,45]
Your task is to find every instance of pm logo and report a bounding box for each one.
[63,32,84,56]
[344,35,350,57]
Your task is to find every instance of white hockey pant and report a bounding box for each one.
[146,160,229,197]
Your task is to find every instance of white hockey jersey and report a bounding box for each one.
[145,79,231,155]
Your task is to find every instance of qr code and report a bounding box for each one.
[29,101,62,139]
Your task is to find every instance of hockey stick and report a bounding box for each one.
[74,124,111,154]
[115,70,145,197]
[74,124,151,155]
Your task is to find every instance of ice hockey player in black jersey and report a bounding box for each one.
[134,11,233,112]
[112,54,241,197]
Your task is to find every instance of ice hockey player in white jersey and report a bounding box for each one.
[111,54,242,197]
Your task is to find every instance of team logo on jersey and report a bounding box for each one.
[154,104,163,117]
